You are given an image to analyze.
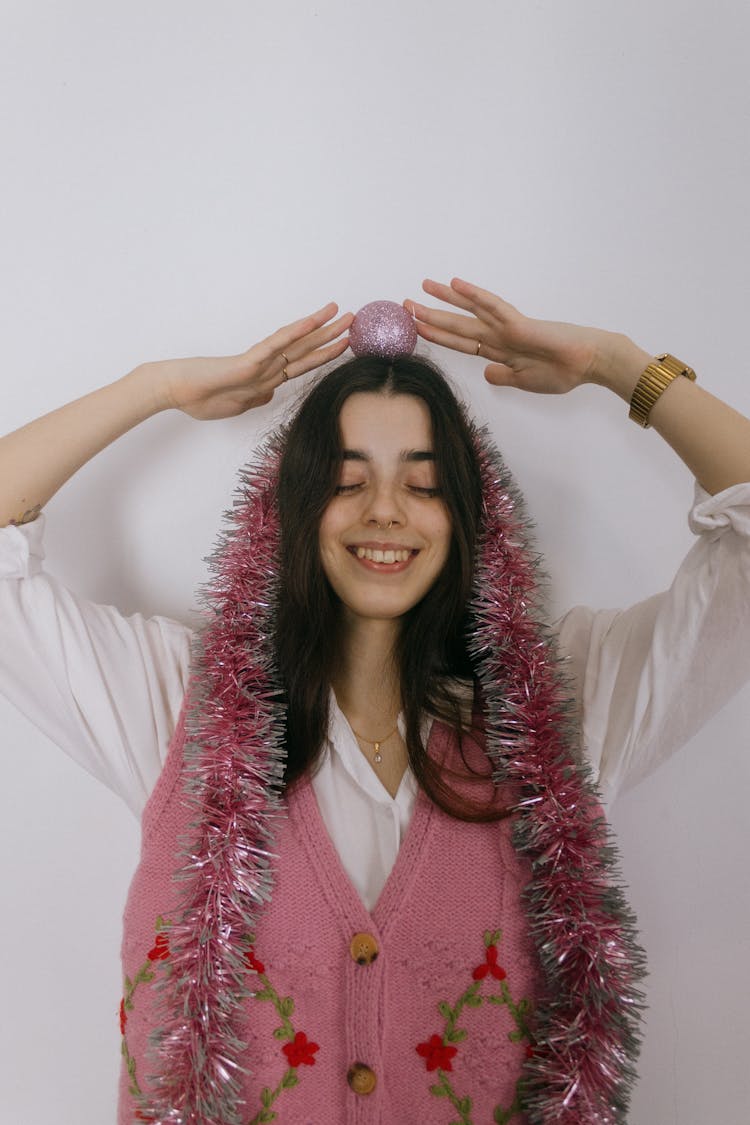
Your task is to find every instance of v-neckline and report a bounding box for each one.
[290,719,451,933]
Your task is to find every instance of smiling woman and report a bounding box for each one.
[275,355,494,821]
[2,283,749,1125]
[320,394,453,618]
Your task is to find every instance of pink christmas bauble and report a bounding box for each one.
[350,300,417,359]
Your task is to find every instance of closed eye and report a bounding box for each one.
[408,486,442,497]
[334,483,365,494]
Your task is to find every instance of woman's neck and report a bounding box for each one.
[331,616,401,734]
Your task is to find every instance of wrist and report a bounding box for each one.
[120,363,174,416]
[589,333,655,403]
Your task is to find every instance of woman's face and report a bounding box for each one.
[319,392,453,626]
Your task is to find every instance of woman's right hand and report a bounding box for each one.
[147,302,353,420]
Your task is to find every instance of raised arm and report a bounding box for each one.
[0,302,353,528]
[404,277,750,496]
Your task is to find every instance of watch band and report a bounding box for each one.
[629,353,697,428]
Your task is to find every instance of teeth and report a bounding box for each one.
[354,547,412,563]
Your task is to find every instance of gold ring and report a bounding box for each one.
[281,352,290,363]
[282,368,289,383]
[475,340,482,356]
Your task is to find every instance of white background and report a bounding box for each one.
[1,1,749,1122]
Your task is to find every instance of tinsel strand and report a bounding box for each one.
[469,427,648,1124]
[133,421,648,1125]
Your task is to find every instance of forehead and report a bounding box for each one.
[338,393,433,450]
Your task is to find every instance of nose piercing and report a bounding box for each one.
[376,520,393,530]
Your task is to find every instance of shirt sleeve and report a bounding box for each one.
[0,513,194,819]
[551,478,750,806]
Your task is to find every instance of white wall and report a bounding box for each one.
[1,1,748,1121]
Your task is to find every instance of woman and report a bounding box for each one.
[1,277,749,1124]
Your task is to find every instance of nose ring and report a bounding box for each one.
[376,520,393,530]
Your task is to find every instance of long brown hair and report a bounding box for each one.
[274,353,512,822]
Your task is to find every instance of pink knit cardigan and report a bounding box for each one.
[120,697,543,1125]
[116,422,647,1124]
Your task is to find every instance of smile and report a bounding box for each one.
[347,546,419,570]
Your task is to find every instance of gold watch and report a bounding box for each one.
[629,353,697,428]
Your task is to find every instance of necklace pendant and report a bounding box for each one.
[374,742,382,763]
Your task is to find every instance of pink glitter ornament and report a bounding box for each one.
[350,300,418,358]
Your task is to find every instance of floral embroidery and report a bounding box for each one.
[246,946,266,974]
[416,1033,459,1072]
[472,943,507,982]
[282,1030,320,1068]
[146,932,170,962]
[119,924,319,1125]
[243,935,320,1125]
[119,917,171,1104]
[416,929,534,1125]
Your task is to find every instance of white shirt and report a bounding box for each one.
[2,478,749,911]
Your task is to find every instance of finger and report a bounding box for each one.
[420,278,501,332]
[483,361,520,387]
[283,312,354,363]
[420,278,476,314]
[274,336,351,386]
[413,319,507,363]
[405,299,481,340]
[255,302,341,363]
[449,277,520,322]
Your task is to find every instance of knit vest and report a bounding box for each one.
[117,421,647,1123]
[119,692,545,1125]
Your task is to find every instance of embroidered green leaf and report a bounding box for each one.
[260,1087,272,1108]
[124,975,132,992]
[508,1028,524,1042]
[430,1083,449,1097]
[279,996,294,1017]
[438,1000,452,1019]
[517,998,531,1014]
[484,929,503,947]
[445,1027,468,1043]
[494,1100,521,1124]
[459,1096,472,1114]
[465,992,482,1008]
[485,994,505,1005]
[281,1069,299,1089]
[272,1026,289,1040]
[255,987,273,1001]
[258,1111,277,1123]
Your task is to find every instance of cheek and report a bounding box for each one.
[318,509,344,572]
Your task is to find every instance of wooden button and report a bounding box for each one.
[347,1062,377,1095]
[349,932,379,966]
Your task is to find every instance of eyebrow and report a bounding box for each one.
[342,449,436,462]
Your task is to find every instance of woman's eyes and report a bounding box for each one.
[334,482,441,497]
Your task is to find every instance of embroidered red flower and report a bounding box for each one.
[472,943,507,982]
[282,1030,319,1067]
[119,998,127,1035]
[525,1044,536,1059]
[416,1033,459,1072]
[147,932,170,962]
[245,947,265,974]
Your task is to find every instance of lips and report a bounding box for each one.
[347,545,419,570]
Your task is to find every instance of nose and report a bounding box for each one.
[363,479,405,530]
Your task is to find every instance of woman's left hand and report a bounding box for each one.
[405,276,750,496]
[404,277,627,395]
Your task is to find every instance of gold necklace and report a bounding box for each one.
[349,721,399,764]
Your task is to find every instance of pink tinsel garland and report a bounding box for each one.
[138,423,647,1125]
